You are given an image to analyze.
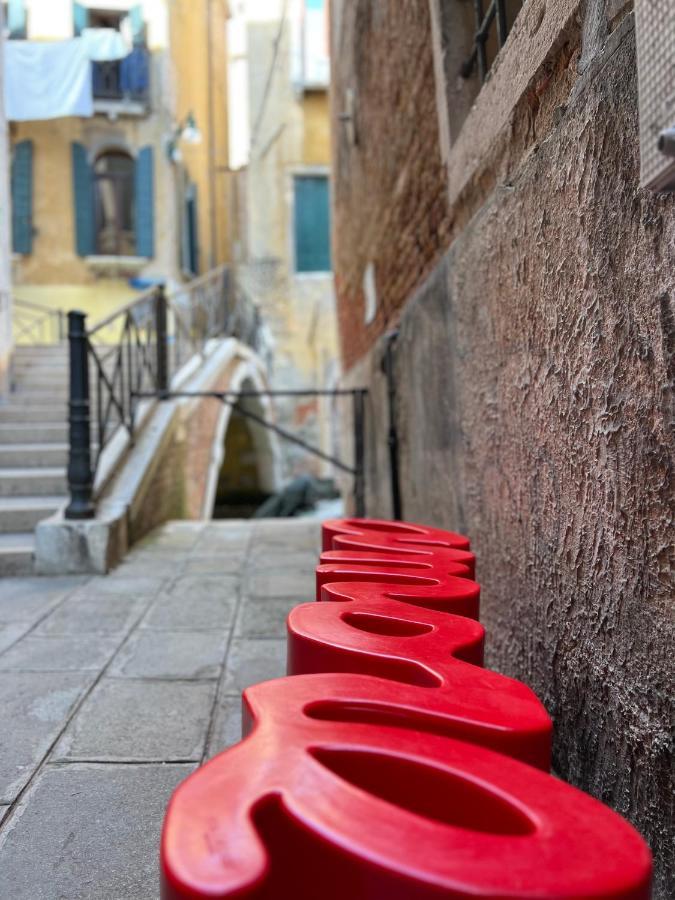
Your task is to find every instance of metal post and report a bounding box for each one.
[383,331,402,520]
[65,311,95,520]
[352,389,366,518]
[155,283,169,399]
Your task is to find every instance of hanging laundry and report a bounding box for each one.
[80,27,131,62]
[4,40,93,121]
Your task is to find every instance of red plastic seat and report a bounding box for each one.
[288,583,551,769]
[161,674,652,900]
[316,549,475,602]
[322,516,472,554]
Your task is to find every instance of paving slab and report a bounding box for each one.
[54,678,217,762]
[141,576,238,631]
[245,567,315,599]
[109,629,227,680]
[0,634,120,672]
[235,595,302,638]
[0,762,194,900]
[0,622,32,655]
[0,671,94,802]
[69,575,165,598]
[0,576,84,623]
[207,694,244,758]
[223,638,288,694]
[35,593,146,636]
[181,553,247,575]
[247,547,318,572]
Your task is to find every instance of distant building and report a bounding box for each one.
[226,0,339,480]
[4,0,231,318]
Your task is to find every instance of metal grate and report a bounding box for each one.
[460,0,523,83]
[635,0,675,192]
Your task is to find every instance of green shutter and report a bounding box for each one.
[72,2,88,36]
[135,146,154,258]
[129,4,146,45]
[8,0,27,38]
[11,140,33,254]
[294,175,331,273]
[71,142,95,257]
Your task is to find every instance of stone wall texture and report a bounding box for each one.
[333,3,674,895]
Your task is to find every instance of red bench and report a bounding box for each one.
[160,517,652,900]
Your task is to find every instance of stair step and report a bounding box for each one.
[0,496,64,533]
[0,468,67,497]
[0,443,68,467]
[0,424,69,444]
[0,532,35,576]
[0,405,68,424]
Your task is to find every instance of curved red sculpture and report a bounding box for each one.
[160,517,653,900]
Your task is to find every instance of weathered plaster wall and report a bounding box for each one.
[335,8,674,896]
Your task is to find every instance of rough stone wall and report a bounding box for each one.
[331,0,451,369]
[335,8,674,896]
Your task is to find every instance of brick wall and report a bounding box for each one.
[331,0,451,369]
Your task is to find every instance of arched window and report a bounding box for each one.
[93,150,135,256]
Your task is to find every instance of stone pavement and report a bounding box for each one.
[0,518,320,900]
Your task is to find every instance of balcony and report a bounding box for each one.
[92,48,150,118]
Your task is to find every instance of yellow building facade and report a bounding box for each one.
[7,0,231,322]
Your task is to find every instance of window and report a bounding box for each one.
[94,151,136,256]
[460,0,524,84]
[293,175,331,273]
[94,151,135,256]
[72,143,154,258]
[73,3,149,103]
[5,0,27,39]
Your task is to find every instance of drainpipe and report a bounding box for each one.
[206,0,217,269]
[382,330,402,521]
[0,4,12,398]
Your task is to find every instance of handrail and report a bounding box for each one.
[64,266,270,520]
[12,296,66,344]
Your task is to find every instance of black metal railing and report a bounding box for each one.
[12,297,66,344]
[65,266,267,520]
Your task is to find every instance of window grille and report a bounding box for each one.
[460,0,524,83]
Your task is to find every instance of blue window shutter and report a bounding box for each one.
[72,2,88,36]
[135,146,154,258]
[129,4,145,46]
[294,175,331,273]
[71,142,95,257]
[11,140,33,254]
[8,0,27,38]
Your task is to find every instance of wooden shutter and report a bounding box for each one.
[129,4,146,46]
[11,140,33,254]
[71,142,95,257]
[7,0,27,39]
[135,146,154,258]
[72,2,88,37]
[294,175,331,273]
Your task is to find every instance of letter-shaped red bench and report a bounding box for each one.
[160,518,653,899]
[161,674,651,899]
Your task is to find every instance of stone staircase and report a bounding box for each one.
[0,345,69,575]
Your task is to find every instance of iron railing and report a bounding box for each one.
[65,266,267,519]
[460,0,523,83]
[12,297,66,344]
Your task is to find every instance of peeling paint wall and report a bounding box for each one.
[334,4,674,895]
